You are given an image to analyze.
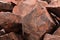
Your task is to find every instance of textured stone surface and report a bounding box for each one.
[0,32,18,40]
[22,3,55,40]
[49,0,60,6]
[0,12,21,23]
[37,1,48,7]
[0,0,60,40]
[44,34,60,40]
[0,0,21,4]
[13,0,36,19]
[0,12,22,33]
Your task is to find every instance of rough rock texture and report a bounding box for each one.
[0,12,21,23]
[13,0,36,19]
[44,34,60,40]
[0,0,60,40]
[0,32,19,40]
[22,3,55,40]
[0,0,21,4]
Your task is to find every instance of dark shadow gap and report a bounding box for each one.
[0,2,16,12]
[46,7,60,34]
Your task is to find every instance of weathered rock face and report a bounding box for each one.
[0,32,19,40]
[0,12,22,33]
[0,0,60,40]
[44,34,60,40]
[37,1,48,7]
[22,0,37,5]
[1,22,22,33]
[13,0,37,19]
[49,0,60,6]
[22,3,55,40]
[0,12,21,23]
[0,0,21,4]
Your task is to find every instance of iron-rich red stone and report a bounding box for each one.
[0,12,21,23]
[0,32,19,40]
[22,3,55,40]
[44,34,60,40]
[13,0,37,19]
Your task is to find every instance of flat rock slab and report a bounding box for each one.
[22,3,55,40]
[13,0,36,19]
[0,0,21,4]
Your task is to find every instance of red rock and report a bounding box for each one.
[13,0,37,19]
[22,4,55,40]
[22,0,37,5]
[8,32,19,40]
[37,1,48,7]
[1,22,22,33]
[0,32,19,40]
[0,12,21,23]
[44,34,60,40]
[49,0,60,6]
[0,12,22,33]
[0,0,21,4]
[41,0,51,3]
